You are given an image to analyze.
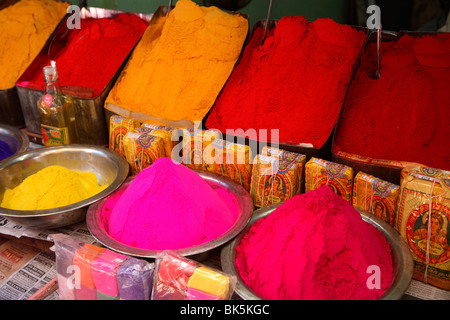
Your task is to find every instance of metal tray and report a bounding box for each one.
[331,30,439,185]
[86,170,253,260]
[106,5,249,129]
[0,144,129,229]
[220,202,414,300]
[203,19,369,163]
[15,7,152,146]
[0,0,67,128]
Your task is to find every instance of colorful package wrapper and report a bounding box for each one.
[138,124,175,158]
[123,132,164,175]
[250,154,301,208]
[305,157,354,203]
[51,234,154,300]
[180,128,220,171]
[109,115,141,158]
[261,146,306,194]
[117,257,154,300]
[396,166,450,290]
[206,138,253,191]
[152,250,236,300]
[352,171,400,226]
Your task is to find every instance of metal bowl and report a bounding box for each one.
[0,145,129,229]
[221,203,414,300]
[86,170,254,259]
[0,124,29,159]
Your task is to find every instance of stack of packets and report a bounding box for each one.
[352,172,400,227]
[109,115,179,175]
[305,157,354,202]
[152,251,236,300]
[250,146,306,208]
[395,166,450,290]
[51,234,154,300]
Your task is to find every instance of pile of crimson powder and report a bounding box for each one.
[206,15,366,148]
[16,14,148,98]
[333,33,450,171]
[235,185,393,300]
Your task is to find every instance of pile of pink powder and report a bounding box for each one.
[102,158,238,250]
[235,185,393,300]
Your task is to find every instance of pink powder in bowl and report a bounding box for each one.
[106,158,237,250]
[235,185,394,300]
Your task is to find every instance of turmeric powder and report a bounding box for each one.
[1,165,106,210]
[0,0,68,89]
[106,0,248,125]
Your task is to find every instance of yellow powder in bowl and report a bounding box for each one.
[0,0,68,89]
[106,0,248,124]
[1,165,107,211]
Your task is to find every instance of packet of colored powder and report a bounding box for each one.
[352,171,399,226]
[123,132,165,175]
[396,166,450,290]
[180,128,221,171]
[137,125,174,158]
[261,146,306,194]
[109,115,141,158]
[152,250,236,300]
[305,157,354,202]
[51,233,155,300]
[206,138,253,191]
[250,154,301,208]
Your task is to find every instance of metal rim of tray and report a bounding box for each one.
[220,202,414,300]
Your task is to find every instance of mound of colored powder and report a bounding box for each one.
[1,165,106,211]
[333,34,450,170]
[206,16,366,148]
[0,140,14,161]
[235,185,393,300]
[106,0,248,123]
[17,13,148,97]
[0,0,68,89]
[106,158,237,250]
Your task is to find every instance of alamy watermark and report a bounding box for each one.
[366,5,381,29]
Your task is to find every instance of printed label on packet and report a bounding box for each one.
[41,124,69,145]
[42,94,53,107]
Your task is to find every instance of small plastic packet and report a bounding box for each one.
[152,250,236,300]
[51,234,154,300]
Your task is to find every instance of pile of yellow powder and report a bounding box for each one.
[106,0,248,124]
[0,0,68,89]
[1,165,106,211]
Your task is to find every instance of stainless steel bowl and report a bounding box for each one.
[0,124,29,159]
[86,170,254,259]
[0,145,129,229]
[221,203,414,300]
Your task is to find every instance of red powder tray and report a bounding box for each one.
[203,19,368,163]
[220,202,414,300]
[331,30,442,185]
[15,7,153,146]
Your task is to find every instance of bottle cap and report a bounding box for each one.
[43,65,59,82]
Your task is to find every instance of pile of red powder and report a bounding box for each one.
[333,33,450,171]
[17,14,148,97]
[235,185,393,300]
[205,16,366,148]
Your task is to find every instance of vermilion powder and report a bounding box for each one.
[333,34,450,170]
[235,185,393,300]
[206,16,366,148]
[17,14,148,97]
